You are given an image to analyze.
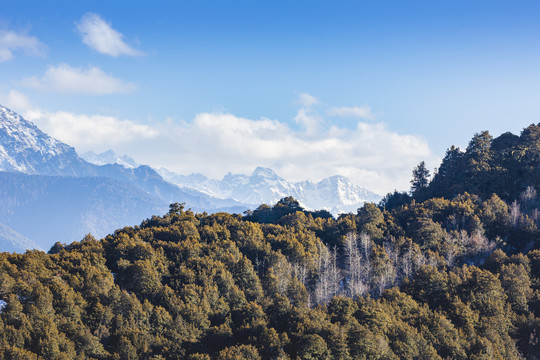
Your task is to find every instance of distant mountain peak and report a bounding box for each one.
[80,150,140,168]
[160,166,381,215]
[251,166,280,179]
[322,174,349,183]
[0,104,83,175]
[0,105,63,154]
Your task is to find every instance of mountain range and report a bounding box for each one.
[81,150,139,168]
[158,167,380,214]
[0,105,380,251]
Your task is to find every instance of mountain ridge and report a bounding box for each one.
[158,166,381,214]
[0,105,248,212]
[0,105,250,250]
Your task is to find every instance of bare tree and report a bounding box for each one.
[359,232,372,264]
[384,238,400,266]
[292,262,308,287]
[374,261,396,297]
[520,186,537,202]
[443,233,458,267]
[314,244,340,304]
[272,256,292,293]
[401,247,414,279]
[510,200,521,227]
[344,232,366,297]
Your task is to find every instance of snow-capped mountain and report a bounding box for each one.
[159,166,381,214]
[0,105,246,211]
[81,150,140,168]
[0,105,88,175]
[0,104,381,251]
[0,105,249,250]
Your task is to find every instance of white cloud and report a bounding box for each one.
[296,93,319,108]
[294,107,322,135]
[293,93,322,135]
[0,90,32,112]
[24,109,157,148]
[22,63,136,95]
[148,111,436,194]
[0,30,46,62]
[328,105,376,120]
[17,94,437,194]
[76,13,143,57]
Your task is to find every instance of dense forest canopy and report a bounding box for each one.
[0,124,539,359]
[420,123,540,202]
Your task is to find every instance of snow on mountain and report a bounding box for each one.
[81,150,140,168]
[0,105,251,250]
[159,166,381,215]
[0,105,247,212]
[0,102,379,223]
[0,105,87,175]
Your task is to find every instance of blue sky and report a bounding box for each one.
[1,0,539,193]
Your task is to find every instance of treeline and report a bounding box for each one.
[0,125,538,359]
[415,123,540,202]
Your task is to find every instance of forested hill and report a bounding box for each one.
[420,123,540,202]
[0,125,538,359]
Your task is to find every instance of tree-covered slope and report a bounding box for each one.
[422,123,540,202]
[0,124,538,359]
[0,196,538,359]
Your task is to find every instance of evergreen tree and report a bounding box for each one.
[411,161,430,196]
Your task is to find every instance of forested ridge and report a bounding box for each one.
[0,125,539,359]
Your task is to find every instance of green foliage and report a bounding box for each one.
[1,123,539,359]
[410,161,430,197]
[426,124,540,202]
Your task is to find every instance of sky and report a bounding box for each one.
[1,0,539,194]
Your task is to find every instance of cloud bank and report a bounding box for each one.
[76,13,143,57]
[23,94,436,194]
[25,109,157,147]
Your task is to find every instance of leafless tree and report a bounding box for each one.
[314,244,340,304]
[521,186,537,202]
[344,232,366,297]
[401,247,414,279]
[510,200,521,227]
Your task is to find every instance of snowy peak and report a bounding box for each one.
[0,105,82,175]
[250,167,281,181]
[0,106,67,156]
[81,150,140,168]
[160,166,381,215]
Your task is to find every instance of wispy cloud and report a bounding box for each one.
[328,105,376,120]
[76,13,143,57]
[296,92,318,108]
[293,93,322,135]
[0,30,46,62]
[22,63,136,95]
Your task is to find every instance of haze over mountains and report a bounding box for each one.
[0,105,380,251]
